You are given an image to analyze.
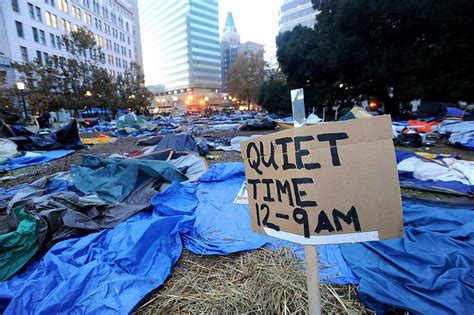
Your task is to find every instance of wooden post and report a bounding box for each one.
[290,90,322,315]
[305,245,321,315]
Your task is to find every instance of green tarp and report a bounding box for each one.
[71,156,187,202]
[0,206,39,281]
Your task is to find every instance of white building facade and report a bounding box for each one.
[0,0,142,87]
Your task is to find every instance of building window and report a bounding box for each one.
[50,34,56,48]
[58,0,69,13]
[56,35,62,49]
[43,52,49,63]
[35,6,42,21]
[12,0,20,12]
[72,5,81,20]
[66,21,72,33]
[32,27,39,42]
[28,3,35,19]
[36,50,43,65]
[40,30,46,44]
[51,14,58,28]
[15,21,24,38]
[20,46,28,62]
[84,12,92,25]
[46,11,51,26]
[61,18,66,31]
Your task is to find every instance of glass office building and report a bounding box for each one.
[139,0,221,93]
[279,0,319,33]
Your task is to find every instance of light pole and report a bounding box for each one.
[16,81,28,120]
[85,90,92,117]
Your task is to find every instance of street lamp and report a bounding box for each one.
[16,81,28,120]
[85,90,92,97]
[128,94,136,99]
[204,96,209,102]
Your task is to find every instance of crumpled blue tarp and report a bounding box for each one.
[0,186,196,314]
[158,162,358,285]
[341,198,474,314]
[396,150,473,196]
[0,150,75,172]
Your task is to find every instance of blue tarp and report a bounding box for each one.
[168,163,358,285]
[341,198,474,315]
[396,150,473,196]
[0,191,195,314]
[0,150,75,172]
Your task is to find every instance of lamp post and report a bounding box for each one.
[85,90,92,117]
[16,81,28,120]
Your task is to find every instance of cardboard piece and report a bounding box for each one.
[240,115,403,245]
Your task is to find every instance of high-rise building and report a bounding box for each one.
[220,12,264,92]
[279,0,319,33]
[138,0,221,99]
[0,0,141,87]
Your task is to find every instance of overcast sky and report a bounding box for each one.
[218,0,281,62]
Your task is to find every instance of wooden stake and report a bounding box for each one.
[291,90,321,314]
[304,245,321,315]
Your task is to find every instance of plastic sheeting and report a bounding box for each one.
[396,150,473,196]
[0,150,75,172]
[437,120,474,150]
[157,163,358,285]
[71,156,186,202]
[8,120,85,151]
[341,198,474,314]
[239,118,277,131]
[0,206,39,281]
[0,201,195,314]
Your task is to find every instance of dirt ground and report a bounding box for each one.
[1,128,472,313]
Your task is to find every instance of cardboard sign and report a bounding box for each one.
[241,115,403,245]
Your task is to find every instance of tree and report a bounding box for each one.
[258,65,291,114]
[227,52,265,109]
[116,62,153,113]
[277,0,474,117]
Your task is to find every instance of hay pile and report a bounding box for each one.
[136,248,373,314]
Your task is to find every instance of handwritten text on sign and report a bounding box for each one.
[240,116,403,245]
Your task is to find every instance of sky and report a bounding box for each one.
[218,0,281,63]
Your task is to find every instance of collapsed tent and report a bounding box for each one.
[116,113,146,128]
[341,197,474,314]
[71,155,187,202]
[132,134,208,156]
[5,120,84,151]
[396,150,473,196]
[437,120,474,150]
[339,106,373,121]
[239,118,277,131]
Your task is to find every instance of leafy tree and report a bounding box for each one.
[277,0,474,117]
[12,27,154,118]
[116,62,153,113]
[258,65,291,114]
[228,52,265,109]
